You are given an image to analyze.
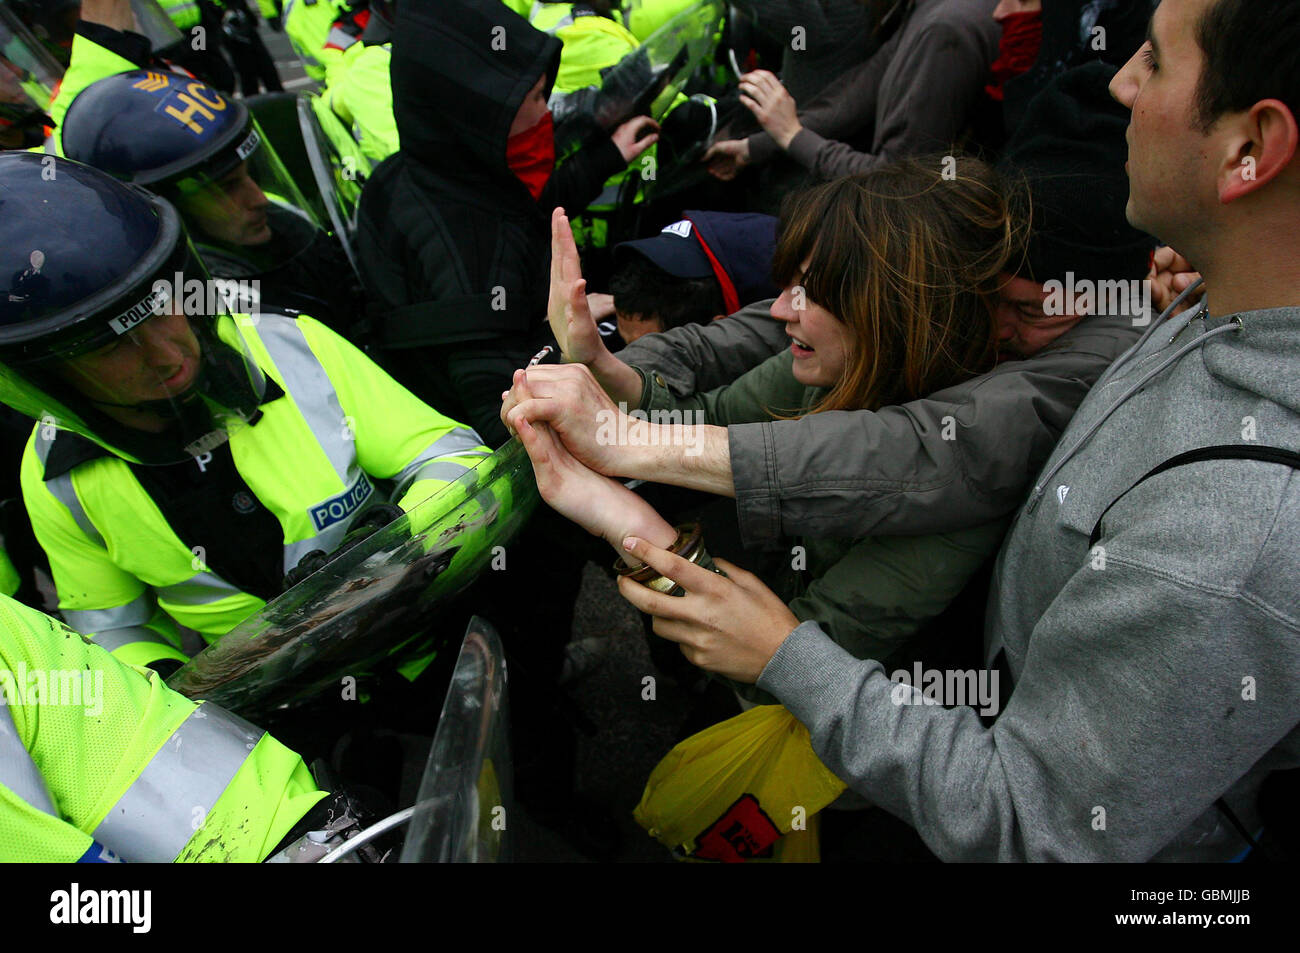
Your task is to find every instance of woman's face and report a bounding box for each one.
[769,268,852,388]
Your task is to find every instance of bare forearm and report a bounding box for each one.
[590,351,644,408]
[625,423,735,497]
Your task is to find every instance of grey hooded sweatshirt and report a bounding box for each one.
[757,300,1300,861]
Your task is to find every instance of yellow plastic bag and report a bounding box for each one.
[634,704,847,862]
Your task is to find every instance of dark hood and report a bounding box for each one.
[391,0,561,188]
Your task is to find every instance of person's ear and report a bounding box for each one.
[1219,99,1300,203]
[710,313,727,321]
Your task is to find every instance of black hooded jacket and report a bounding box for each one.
[355,0,625,441]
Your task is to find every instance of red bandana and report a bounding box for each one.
[506,111,555,201]
[984,12,1043,102]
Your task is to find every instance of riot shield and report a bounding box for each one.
[399,617,511,863]
[166,438,538,717]
[552,0,724,134]
[127,0,186,54]
[0,4,62,148]
[297,93,362,275]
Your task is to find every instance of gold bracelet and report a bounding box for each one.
[614,523,704,594]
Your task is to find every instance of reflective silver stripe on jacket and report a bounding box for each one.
[324,25,359,50]
[257,318,376,570]
[83,626,176,654]
[156,569,247,607]
[92,702,264,863]
[35,430,104,546]
[391,429,489,499]
[59,592,153,639]
[0,703,58,816]
[529,0,574,32]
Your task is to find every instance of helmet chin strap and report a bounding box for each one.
[89,392,194,415]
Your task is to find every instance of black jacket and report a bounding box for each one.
[355,0,623,441]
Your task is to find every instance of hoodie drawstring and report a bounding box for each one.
[1027,292,1240,511]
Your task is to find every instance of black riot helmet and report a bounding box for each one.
[0,152,272,465]
[61,69,325,280]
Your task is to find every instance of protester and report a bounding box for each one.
[616,0,1300,861]
[503,63,1152,554]
[514,158,1023,706]
[355,0,658,447]
[606,210,777,344]
[704,0,999,184]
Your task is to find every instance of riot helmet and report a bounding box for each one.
[61,70,324,281]
[0,152,271,465]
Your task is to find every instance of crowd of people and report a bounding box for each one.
[0,0,1297,864]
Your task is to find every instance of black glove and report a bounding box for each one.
[268,15,283,31]
[281,503,407,593]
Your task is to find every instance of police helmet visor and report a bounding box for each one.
[0,205,271,465]
[165,116,325,277]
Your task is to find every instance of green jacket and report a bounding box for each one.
[326,41,396,163]
[0,596,324,861]
[17,313,489,672]
[637,349,1008,702]
[284,0,350,82]
[48,32,139,155]
[528,2,639,96]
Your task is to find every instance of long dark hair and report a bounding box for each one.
[771,156,1024,415]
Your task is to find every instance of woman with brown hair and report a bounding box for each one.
[509,155,1024,700]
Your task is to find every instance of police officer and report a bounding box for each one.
[282,0,356,83]
[0,593,392,862]
[61,70,365,333]
[0,152,490,676]
[322,0,397,164]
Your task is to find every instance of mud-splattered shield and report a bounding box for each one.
[165,438,538,717]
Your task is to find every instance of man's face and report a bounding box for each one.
[992,0,1041,23]
[176,160,272,247]
[55,308,202,410]
[1108,0,1219,237]
[616,309,664,345]
[992,272,1087,359]
[509,74,550,138]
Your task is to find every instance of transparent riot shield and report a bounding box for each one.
[297,93,363,275]
[399,617,512,863]
[0,5,62,148]
[552,0,724,133]
[127,0,186,54]
[166,439,538,718]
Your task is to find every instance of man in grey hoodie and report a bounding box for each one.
[617,0,1300,860]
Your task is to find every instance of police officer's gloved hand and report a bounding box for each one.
[280,503,407,593]
[267,15,283,31]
